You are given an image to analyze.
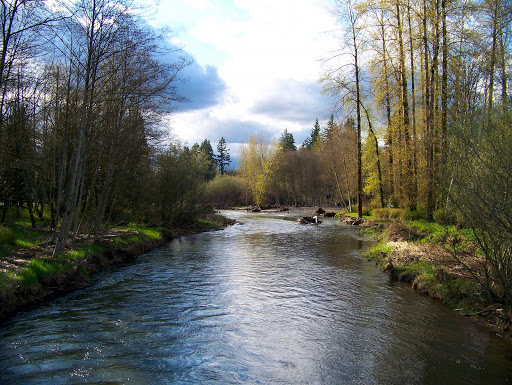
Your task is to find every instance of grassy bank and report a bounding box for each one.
[0,212,234,323]
[361,210,512,338]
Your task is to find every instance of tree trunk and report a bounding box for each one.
[354,33,363,218]
[396,0,415,209]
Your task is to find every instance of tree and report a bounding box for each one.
[0,0,54,223]
[216,136,231,175]
[278,129,296,152]
[303,118,322,149]
[199,139,217,180]
[448,109,512,305]
[155,144,206,226]
[50,0,189,255]
[322,114,346,208]
[239,133,278,205]
[323,0,365,217]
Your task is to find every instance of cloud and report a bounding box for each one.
[168,108,273,145]
[250,79,332,124]
[154,0,341,153]
[177,61,227,111]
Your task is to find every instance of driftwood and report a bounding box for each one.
[298,216,322,225]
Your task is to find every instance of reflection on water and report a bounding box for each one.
[1,210,511,384]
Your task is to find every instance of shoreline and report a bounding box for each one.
[360,221,512,340]
[0,220,233,324]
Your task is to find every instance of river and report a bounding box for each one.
[1,210,511,384]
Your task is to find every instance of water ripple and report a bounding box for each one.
[1,211,511,384]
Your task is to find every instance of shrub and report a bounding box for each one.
[372,208,405,220]
[402,209,426,221]
[202,175,245,208]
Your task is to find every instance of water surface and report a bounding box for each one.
[1,211,511,384]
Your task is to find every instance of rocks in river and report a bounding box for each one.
[324,211,336,217]
[316,207,326,215]
[298,216,322,225]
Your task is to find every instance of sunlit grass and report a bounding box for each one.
[340,211,374,221]
[59,243,104,262]
[197,219,222,230]
[15,259,67,286]
[0,225,47,257]
[119,223,162,239]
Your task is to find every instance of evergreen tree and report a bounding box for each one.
[303,118,321,149]
[199,139,217,180]
[278,129,296,152]
[216,137,231,175]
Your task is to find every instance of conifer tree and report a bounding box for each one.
[303,118,321,149]
[216,137,231,175]
[200,139,217,180]
[279,129,296,152]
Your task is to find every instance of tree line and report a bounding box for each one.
[0,0,233,257]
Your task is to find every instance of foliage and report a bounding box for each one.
[154,144,208,226]
[239,134,279,205]
[278,129,296,152]
[303,118,322,150]
[362,128,384,208]
[202,175,246,208]
[199,140,217,181]
[447,109,512,305]
[371,208,404,221]
[216,137,231,176]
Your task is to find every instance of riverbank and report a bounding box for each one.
[361,218,512,339]
[0,213,235,323]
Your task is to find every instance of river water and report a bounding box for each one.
[1,210,512,384]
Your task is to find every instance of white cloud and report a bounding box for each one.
[155,0,339,147]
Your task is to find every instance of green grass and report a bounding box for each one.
[341,211,374,221]
[197,219,222,230]
[0,225,47,258]
[119,223,162,239]
[59,243,104,262]
[1,205,50,227]
[15,258,67,286]
[0,271,16,294]
[395,259,435,278]
[363,241,393,261]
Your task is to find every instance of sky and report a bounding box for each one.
[148,0,340,153]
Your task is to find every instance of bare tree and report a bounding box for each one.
[322,0,366,217]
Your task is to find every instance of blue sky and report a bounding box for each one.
[148,0,340,152]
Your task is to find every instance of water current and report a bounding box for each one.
[1,210,512,384]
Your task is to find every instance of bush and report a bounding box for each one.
[202,175,245,208]
[372,208,404,220]
[402,208,426,221]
